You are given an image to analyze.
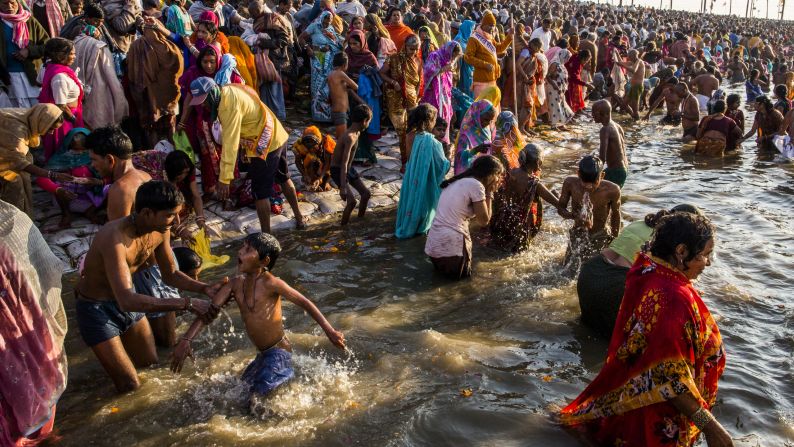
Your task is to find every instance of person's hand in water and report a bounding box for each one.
[325,328,346,349]
[170,338,193,373]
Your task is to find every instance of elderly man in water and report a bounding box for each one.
[74,181,221,392]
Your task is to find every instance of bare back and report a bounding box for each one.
[107,168,152,221]
[600,121,627,170]
[328,69,353,113]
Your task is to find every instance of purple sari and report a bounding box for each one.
[422,41,459,143]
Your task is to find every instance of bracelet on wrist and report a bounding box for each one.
[690,407,715,431]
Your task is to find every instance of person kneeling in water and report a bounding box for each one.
[171,233,346,406]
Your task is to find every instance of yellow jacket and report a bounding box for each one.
[464,32,511,83]
[218,84,289,184]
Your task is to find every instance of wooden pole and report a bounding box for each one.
[511,14,517,115]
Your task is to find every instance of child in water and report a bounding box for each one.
[171,233,346,404]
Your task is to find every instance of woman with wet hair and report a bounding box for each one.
[741,95,784,151]
[425,155,504,279]
[563,212,733,447]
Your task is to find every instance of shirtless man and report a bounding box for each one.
[675,83,701,143]
[593,100,628,189]
[727,55,749,83]
[615,49,644,120]
[558,155,621,273]
[644,76,681,123]
[75,181,220,392]
[692,71,720,112]
[330,104,372,225]
[327,52,361,140]
[87,126,151,221]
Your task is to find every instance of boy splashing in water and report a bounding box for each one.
[171,233,346,406]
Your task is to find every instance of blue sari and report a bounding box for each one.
[395,132,450,239]
[305,12,343,122]
[454,20,476,97]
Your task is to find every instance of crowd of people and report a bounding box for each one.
[2,0,793,443]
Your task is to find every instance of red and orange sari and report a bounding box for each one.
[561,252,726,447]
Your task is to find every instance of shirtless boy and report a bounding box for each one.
[87,126,151,220]
[615,49,644,120]
[330,104,372,225]
[75,181,219,392]
[171,233,345,407]
[327,53,361,140]
[675,83,701,142]
[593,100,628,188]
[558,155,621,271]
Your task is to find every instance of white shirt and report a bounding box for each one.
[37,69,82,105]
[425,178,485,258]
[530,26,553,51]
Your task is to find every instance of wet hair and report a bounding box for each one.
[440,155,504,189]
[244,232,281,270]
[727,93,741,107]
[350,104,372,124]
[406,103,438,133]
[648,213,715,268]
[83,2,104,19]
[86,125,133,159]
[518,143,541,172]
[578,49,591,60]
[578,155,603,183]
[45,37,74,64]
[173,246,203,273]
[755,95,774,113]
[711,99,726,114]
[333,52,348,68]
[134,180,185,213]
[774,84,788,99]
[644,204,702,227]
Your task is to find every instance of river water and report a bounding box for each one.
[55,90,794,446]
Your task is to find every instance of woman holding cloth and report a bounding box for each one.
[421,41,461,145]
[299,11,344,122]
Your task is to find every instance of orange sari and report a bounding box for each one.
[561,253,726,447]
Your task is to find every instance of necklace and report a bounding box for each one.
[243,270,263,311]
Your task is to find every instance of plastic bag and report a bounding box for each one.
[173,130,196,163]
[774,135,794,160]
[187,229,230,269]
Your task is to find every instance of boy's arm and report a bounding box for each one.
[171,280,235,373]
[276,279,346,349]
[557,179,572,219]
[609,189,622,238]
[343,73,358,92]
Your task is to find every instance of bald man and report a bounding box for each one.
[615,49,644,120]
[593,100,628,188]
[675,83,701,143]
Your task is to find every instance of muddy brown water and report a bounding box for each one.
[55,91,794,446]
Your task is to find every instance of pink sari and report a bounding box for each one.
[38,64,84,161]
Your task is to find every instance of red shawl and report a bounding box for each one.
[385,22,414,51]
[345,30,377,76]
[561,253,726,446]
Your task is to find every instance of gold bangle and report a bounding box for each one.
[690,407,715,431]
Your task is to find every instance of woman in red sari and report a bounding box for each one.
[564,49,592,114]
[561,212,734,447]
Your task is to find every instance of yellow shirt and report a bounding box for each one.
[218,84,289,184]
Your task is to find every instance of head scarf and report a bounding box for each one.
[367,13,390,39]
[307,11,343,49]
[456,99,494,153]
[475,85,501,108]
[215,53,238,85]
[481,10,496,27]
[424,41,460,80]
[345,29,378,75]
[45,128,91,172]
[199,10,220,26]
[0,104,62,181]
[553,48,572,65]
[454,20,476,52]
[25,104,64,148]
[418,25,439,49]
[391,34,424,101]
[493,110,523,169]
[0,3,31,48]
